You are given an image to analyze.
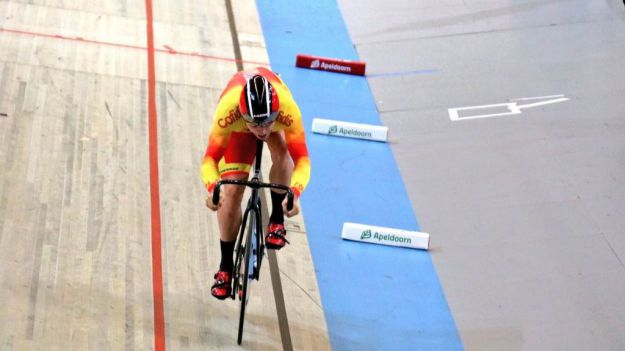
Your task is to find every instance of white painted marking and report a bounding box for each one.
[516,97,569,109]
[449,95,569,121]
[509,94,566,102]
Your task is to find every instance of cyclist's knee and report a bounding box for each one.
[267,132,288,157]
[223,184,245,202]
[272,153,293,173]
[221,174,247,204]
[267,134,293,171]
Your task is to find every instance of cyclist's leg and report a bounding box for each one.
[266,130,294,189]
[217,131,256,242]
[212,172,246,299]
[264,131,293,249]
[212,132,256,299]
[216,131,257,238]
[217,172,247,240]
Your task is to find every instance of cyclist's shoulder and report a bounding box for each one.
[219,70,247,100]
[274,91,302,130]
[212,111,246,133]
[275,92,303,132]
[212,90,246,133]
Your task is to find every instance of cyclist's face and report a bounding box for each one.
[246,121,275,140]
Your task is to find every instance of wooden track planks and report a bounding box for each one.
[0,0,330,349]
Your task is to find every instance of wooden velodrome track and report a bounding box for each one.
[0,0,330,349]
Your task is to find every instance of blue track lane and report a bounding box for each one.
[256,1,463,350]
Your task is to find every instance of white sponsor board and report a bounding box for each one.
[342,222,430,250]
[312,118,388,142]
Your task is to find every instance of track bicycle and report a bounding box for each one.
[212,139,294,345]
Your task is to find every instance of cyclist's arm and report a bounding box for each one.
[201,131,228,193]
[283,104,311,199]
[201,93,239,192]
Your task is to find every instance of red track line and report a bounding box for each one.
[0,27,269,66]
[144,0,166,350]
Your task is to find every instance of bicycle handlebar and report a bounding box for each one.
[212,179,295,211]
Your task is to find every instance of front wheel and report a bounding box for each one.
[237,209,257,345]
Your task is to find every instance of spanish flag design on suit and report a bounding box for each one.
[201,67,311,198]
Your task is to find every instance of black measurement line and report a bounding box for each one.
[225,0,244,72]
[225,1,293,349]
[261,193,294,351]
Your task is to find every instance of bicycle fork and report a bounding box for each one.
[252,202,264,280]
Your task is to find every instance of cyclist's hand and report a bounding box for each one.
[282,197,299,217]
[206,191,222,211]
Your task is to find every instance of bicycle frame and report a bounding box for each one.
[211,139,294,344]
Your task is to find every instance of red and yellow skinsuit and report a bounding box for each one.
[201,67,311,198]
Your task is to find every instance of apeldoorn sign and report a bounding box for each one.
[342,222,430,250]
[296,54,366,75]
[312,118,388,142]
